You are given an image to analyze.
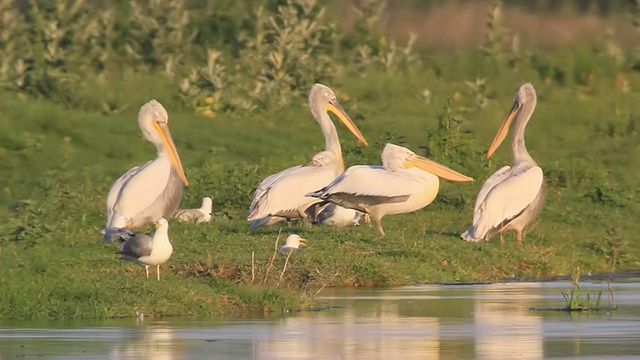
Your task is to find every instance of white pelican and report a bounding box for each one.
[247,84,368,228]
[279,234,307,254]
[307,143,473,237]
[117,218,173,280]
[175,196,212,223]
[461,83,545,244]
[103,100,188,243]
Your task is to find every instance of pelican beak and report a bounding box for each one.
[298,238,308,247]
[487,100,521,158]
[404,154,473,182]
[152,121,189,186]
[325,99,368,146]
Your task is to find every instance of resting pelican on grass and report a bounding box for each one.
[117,218,173,281]
[461,83,545,244]
[175,196,213,223]
[307,143,473,237]
[103,100,188,243]
[247,84,368,228]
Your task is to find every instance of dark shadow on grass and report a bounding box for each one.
[423,230,464,238]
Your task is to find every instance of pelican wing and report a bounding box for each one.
[472,165,543,237]
[308,165,423,211]
[118,234,153,259]
[248,165,302,215]
[107,160,173,227]
[105,162,146,226]
[247,164,336,220]
[471,165,511,224]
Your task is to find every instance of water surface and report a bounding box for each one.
[1,281,638,359]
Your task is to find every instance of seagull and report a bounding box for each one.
[315,203,364,227]
[279,234,307,255]
[175,197,212,223]
[117,218,173,280]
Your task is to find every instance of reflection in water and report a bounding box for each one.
[1,282,640,359]
[109,326,182,360]
[257,301,440,359]
[473,283,543,360]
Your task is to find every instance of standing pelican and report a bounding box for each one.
[461,83,545,244]
[103,100,188,243]
[247,84,368,228]
[117,218,173,280]
[307,143,473,237]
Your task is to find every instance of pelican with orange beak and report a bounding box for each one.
[247,84,368,228]
[307,143,473,237]
[103,100,188,243]
[461,83,545,244]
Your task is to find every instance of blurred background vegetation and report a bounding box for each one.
[1,0,639,113]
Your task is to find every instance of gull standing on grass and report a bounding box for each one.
[247,83,368,228]
[103,100,188,243]
[461,83,545,244]
[175,196,213,223]
[307,143,473,237]
[117,218,173,280]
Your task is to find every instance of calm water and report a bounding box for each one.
[1,281,639,359]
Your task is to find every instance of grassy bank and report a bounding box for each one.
[1,63,640,319]
[1,0,640,319]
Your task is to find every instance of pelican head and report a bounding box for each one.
[487,83,537,158]
[309,83,368,146]
[305,150,339,167]
[138,100,188,186]
[382,143,473,182]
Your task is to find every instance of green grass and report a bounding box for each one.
[1,49,640,319]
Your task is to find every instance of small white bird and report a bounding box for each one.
[315,203,364,227]
[117,218,173,280]
[279,234,307,254]
[175,197,213,223]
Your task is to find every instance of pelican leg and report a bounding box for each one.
[515,229,524,244]
[157,265,161,281]
[145,266,150,278]
[374,219,386,237]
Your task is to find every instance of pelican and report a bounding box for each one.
[247,84,368,228]
[103,100,188,243]
[117,218,173,280]
[279,234,308,254]
[307,143,473,237]
[461,83,545,244]
[175,196,212,223]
